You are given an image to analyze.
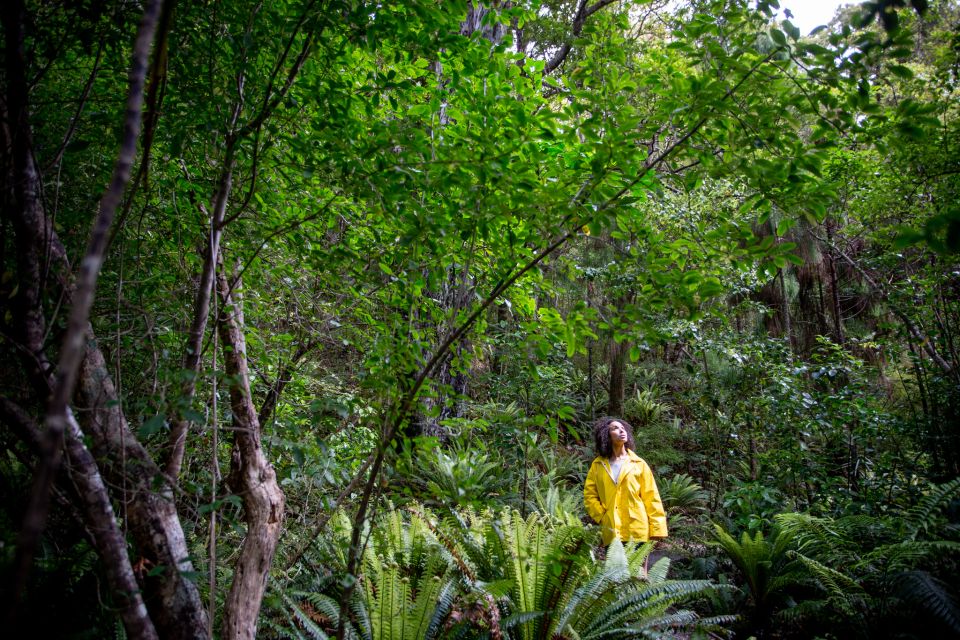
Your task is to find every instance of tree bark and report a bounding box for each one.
[0,400,158,640]
[607,338,628,417]
[63,413,159,640]
[77,333,210,639]
[778,268,793,351]
[216,264,285,640]
[825,222,845,345]
[1,2,211,636]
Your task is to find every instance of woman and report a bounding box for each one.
[583,416,668,546]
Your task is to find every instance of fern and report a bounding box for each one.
[865,539,960,570]
[904,477,960,541]
[292,590,342,625]
[892,570,960,635]
[284,593,332,640]
[500,610,547,629]
[113,617,127,640]
[623,541,654,579]
[646,556,670,584]
[658,473,708,512]
[712,522,804,611]
[261,616,309,640]
[768,500,960,639]
[792,553,866,617]
[279,504,731,640]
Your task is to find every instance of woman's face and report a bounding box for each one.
[608,420,628,445]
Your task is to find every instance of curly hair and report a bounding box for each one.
[592,416,636,458]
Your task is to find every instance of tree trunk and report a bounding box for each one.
[607,339,628,417]
[778,268,793,351]
[63,414,159,640]
[77,335,210,639]
[414,264,474,439]
[825,222,845,345]
[165,145,237,482]
[0,399,158,640]
[216,265,285,640]
[1,2,209,632]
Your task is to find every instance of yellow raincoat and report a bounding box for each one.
[583,449,668,545]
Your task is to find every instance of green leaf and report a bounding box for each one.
[888,65,914,79]
[139,414,166,438]
[776,218,792,237]
[182,409,205,423]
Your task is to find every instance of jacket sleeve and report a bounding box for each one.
[639,462,668,538]
[583,461,605,524]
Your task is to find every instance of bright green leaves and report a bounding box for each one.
[536,305,598,359]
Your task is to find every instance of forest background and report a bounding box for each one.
[1,0,958,638]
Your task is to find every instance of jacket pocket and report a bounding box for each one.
[627,501,648,541]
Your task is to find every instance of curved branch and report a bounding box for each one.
[11,0,164,612]
[544,0,619,75]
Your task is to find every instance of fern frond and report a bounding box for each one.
[864,540,960,571]
[500,610,547,629]
[291,590,341,625]
[793,553,865,616]
[623,541,654,578]
[405,574,449,640]
[424,579,457,640]
[349,587,371,640]
[413,505,479,583]
[604,539,630,583]
[582,579,715,636]
[632,607,699,630]
[904,477,960,541]
[477,578,514,598]
[553,566,624,633]
[283,593,332,640]
[541,528,592,638]
[695,613,741,627]
[114,616,127,640]
[646,556,670,584]
[892,570,960,634]
[260,616,305,640]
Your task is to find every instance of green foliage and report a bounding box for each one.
[275,505,729,639]
[767,479,960,638]
[623,387,670,429]
[711,522,807,634]
[722,480,788,534]
[394,440,511,511]
[5,0,960,636]
[660,473,709,534]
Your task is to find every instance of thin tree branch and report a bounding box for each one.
[544,0,619,75]
[42,40,104,173]
[815,231,955,376]
[11,0,163,611]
